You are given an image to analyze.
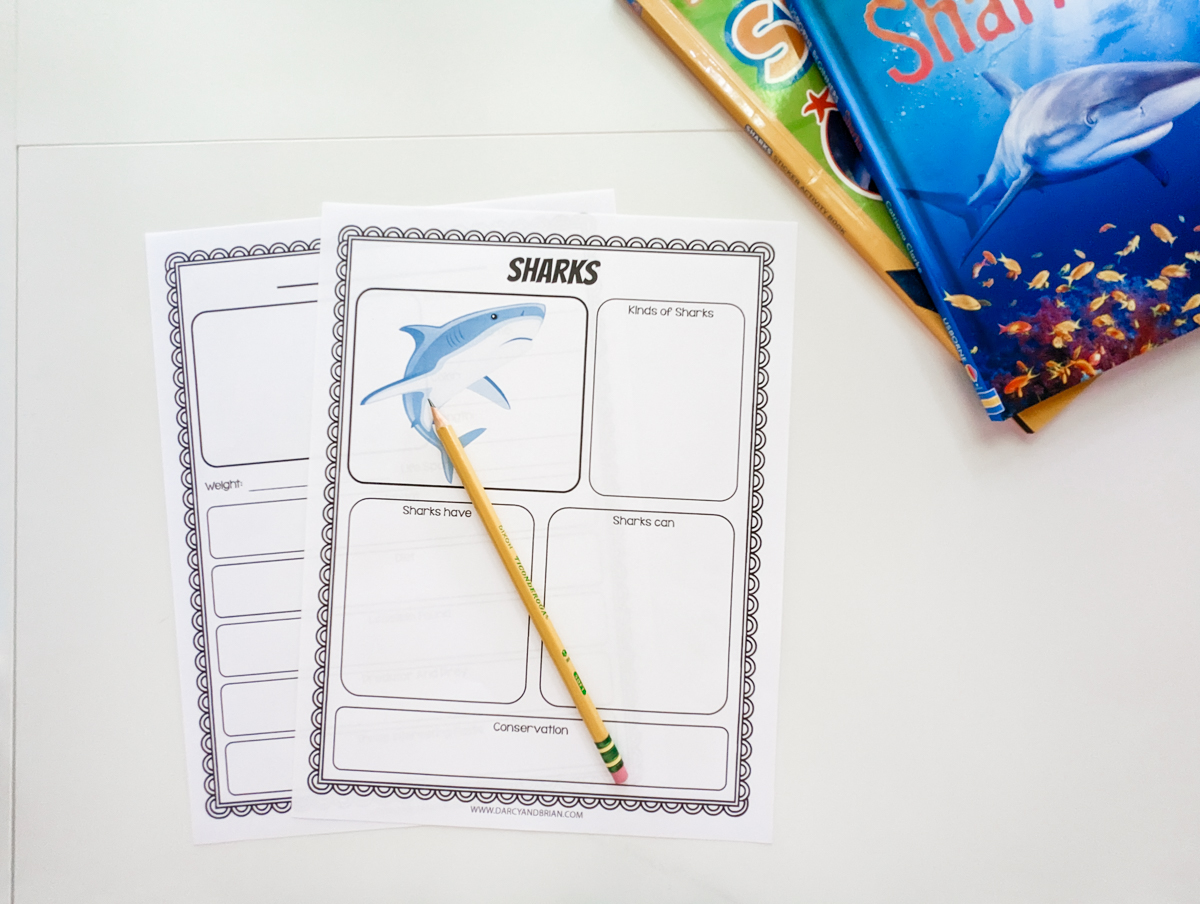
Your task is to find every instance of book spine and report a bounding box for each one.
[623,0,957,359]
[785,4,1007,422]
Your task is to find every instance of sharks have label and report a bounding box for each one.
[507,257,600,285]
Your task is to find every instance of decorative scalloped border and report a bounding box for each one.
[307,226,774,818]
[164,239,319,819]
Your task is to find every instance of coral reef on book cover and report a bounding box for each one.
[790,0,1200,419]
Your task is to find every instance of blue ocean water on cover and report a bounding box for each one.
[808,0,1200,413]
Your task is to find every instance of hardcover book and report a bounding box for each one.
[787,0,1200,420]
[626,0,933,328]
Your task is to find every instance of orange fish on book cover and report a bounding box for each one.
[787,0,1200,421]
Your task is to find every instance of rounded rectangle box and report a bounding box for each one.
[211,558,303,618]
[206,498,306,559]
[539,507,736,716]
[338,497,535,705]
[331,707,729,792]
[190,300,318,467]
[347,288,588,492]
[589,299,745,501]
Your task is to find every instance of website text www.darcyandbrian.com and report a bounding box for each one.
[470,806,583,819]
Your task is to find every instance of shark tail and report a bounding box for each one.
[439,427,487,483]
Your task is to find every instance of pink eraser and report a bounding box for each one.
[612,766,629,784]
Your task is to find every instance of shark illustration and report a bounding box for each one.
[360,302,546,481]
[904,61,1200,263]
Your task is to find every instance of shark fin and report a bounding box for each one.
[399,324,439,346]
[960,167,1033,263]
[1134,149,1170,186]
[469,376,511,409]
[439,427,486,482]
[437,428,487,483]
[903,189,983,237]
[982,70,1024,109]
[459,427,486,446]
[361,377,421,405]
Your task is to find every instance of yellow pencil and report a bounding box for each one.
[429,402,628,784]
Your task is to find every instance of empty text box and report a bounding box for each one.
[221,678,298,737]
[206,499,306,559]
[224,737,293,796]
[339,498,533,704]
[215,618,300,677]
[191,301,316,467]
[211,558,303,617]
[541,508,734,715]
[332,707,729,791]
[590,300,744,500]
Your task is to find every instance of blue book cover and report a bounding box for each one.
[786,0,1200,420]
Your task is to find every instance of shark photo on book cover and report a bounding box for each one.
[789,0,1200,418]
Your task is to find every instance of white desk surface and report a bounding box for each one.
[8,2,1200,901]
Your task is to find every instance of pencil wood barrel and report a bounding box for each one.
[430,404,628,784]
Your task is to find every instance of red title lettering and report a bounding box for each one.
[865,0,1066,84]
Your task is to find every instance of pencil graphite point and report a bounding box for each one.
[428,401,448,430]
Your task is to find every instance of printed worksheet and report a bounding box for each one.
[146,192,615,843]
[291,204,796,842]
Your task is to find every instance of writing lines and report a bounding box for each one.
[339,498,533,704]
[539,508,735,716]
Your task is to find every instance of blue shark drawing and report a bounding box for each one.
[905,61,1200,262]
[360,303,546,482]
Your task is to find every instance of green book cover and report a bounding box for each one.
[672,0,904,246]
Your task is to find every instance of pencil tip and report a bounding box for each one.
[428,401,448,429]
